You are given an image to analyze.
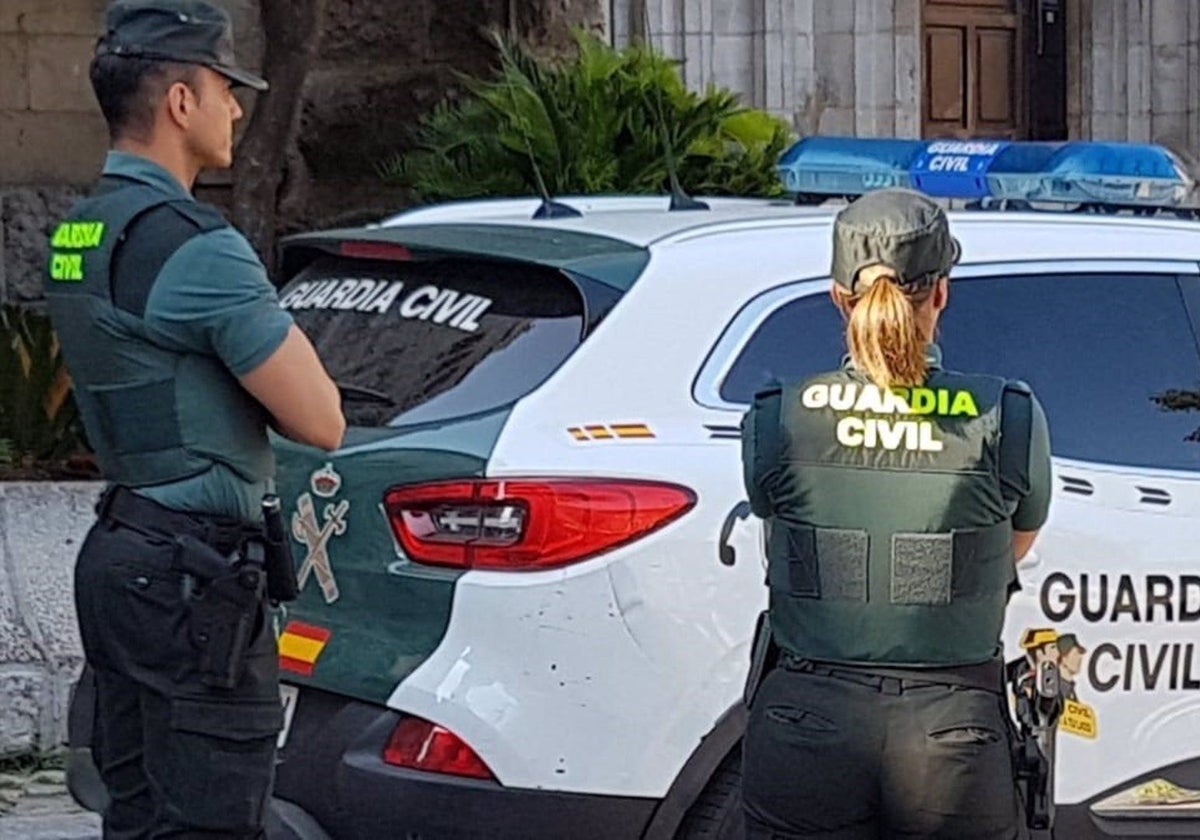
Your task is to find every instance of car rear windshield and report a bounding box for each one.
[279,256,589,427]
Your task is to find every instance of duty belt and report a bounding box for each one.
[96,485,259,555]
[780,652,1005,694]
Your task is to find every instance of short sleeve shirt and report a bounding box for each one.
[102,152,293,520]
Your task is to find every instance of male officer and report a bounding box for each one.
[741,189,1053,838]
[44,1,345,836]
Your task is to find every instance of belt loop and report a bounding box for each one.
[94,485,116,520]
[881,677,902,696]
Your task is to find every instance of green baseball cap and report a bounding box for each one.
[831,188,961,294]
[96,0,268,92]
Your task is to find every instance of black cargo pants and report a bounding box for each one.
[742,661,1021,840]
[74,493,282,839]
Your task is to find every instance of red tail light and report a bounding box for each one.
[383,717,495,780]
[383,479,696,570]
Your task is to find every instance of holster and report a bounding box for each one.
[744,610,780,708]
[1008,658,1063,832]
[174,534,266,690]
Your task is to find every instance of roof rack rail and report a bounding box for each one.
[776,137,1197,217]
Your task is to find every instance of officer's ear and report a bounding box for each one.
[931,276,950,314]
[829,283,853,319]
[164,79,199,131]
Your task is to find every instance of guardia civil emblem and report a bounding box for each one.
[293,463,349,604]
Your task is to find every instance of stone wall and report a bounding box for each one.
[1069,0,1200,161]
[0,483,100,756]
[0,0,261,303]
[610,0,922,138]
[620,0,1200,161]
[0,0,605,302]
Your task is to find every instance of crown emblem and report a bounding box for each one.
[310,463,342,499]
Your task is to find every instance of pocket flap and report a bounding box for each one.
[171,697,283,741]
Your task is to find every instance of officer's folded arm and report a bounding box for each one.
[239,324,346,451]
[1013,530,1039,562]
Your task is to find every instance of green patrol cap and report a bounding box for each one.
[96,0,268,92]
[831,188,961,295]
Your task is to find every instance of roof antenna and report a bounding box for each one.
[499,36,582,221]
[640,6,708,211]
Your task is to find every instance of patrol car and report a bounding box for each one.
[261,138,1200,840]
[65,138,1200,838]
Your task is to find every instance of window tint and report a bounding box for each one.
[719,272,1200,471]
[720,293,845,403]
[938,273,1200,471]
[280,256,587,427]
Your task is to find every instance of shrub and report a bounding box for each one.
[0,304,91,477]
[382,30,795,201]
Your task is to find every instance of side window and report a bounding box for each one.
[938,273,1200,472]
[720,293,845,404]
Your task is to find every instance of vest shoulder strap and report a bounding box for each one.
[111,199,230,318]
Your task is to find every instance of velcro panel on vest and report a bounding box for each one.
[769,525,868,600]
[890,534,952,605]
[91,378,182,456]
[890,520,1012,605]
[950,520,1014,597]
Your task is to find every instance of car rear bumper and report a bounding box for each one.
[274,684,658,840]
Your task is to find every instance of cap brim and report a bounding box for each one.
[211,63,268,92]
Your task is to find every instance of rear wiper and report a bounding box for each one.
[336,382,395,405]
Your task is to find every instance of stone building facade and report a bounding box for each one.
[612,0,1200,160]
[3,0,1200,305]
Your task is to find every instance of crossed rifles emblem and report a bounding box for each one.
[293,492,349,604]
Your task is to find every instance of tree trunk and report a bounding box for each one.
[508,0,605,52]
[231,0,325,267]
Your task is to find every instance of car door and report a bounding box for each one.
[938,260,1200,839]
[699,259,1200,838]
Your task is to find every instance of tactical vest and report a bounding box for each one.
[765,367,1016,667]
[43,175,275,490]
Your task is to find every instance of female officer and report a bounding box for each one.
[740,188,1052,839]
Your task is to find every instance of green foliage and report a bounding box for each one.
[0,304,89,469]
[382,30,795,201]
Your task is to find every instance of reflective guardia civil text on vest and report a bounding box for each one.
[43,179,274,488]
[765,367,1017,666]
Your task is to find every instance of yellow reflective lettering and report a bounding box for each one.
[950,390,980,417]
[910,388,937,414]
[50,252,84,282]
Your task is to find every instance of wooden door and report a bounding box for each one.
[922,0,1024,139]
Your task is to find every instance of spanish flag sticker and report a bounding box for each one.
[279,621,332,676]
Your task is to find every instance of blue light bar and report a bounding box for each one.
[777,137,1194,206]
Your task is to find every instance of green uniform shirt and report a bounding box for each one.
[742,344,1053,532]
[100,152,294,521]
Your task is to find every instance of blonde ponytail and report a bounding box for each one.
[845,277,928,389]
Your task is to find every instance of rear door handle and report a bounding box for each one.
[718,501,752,566]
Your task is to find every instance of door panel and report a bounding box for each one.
[976,28,1017,126]
[923,0,1023,138]
[926,27,967,127]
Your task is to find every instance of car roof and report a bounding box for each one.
[376,195,1200,263]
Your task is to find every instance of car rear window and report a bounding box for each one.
[279,256,588,427]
